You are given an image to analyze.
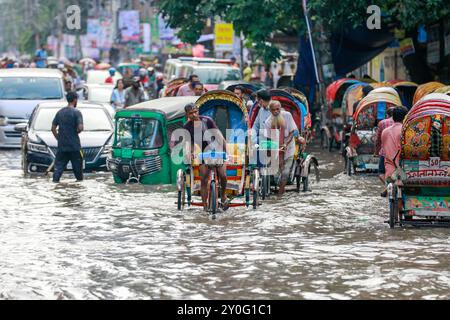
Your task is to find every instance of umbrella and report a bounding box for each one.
[95,63,111,70]
[80,58,96,65]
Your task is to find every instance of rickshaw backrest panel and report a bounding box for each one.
[402,117,432,160]
[356,102,396,129]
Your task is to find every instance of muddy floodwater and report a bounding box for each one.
[1,144,449,300]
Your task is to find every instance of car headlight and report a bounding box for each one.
[27,142,49,154]
[108,162,117,171]
[0,116,8,126]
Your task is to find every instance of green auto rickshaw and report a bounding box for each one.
[107,96,198,184]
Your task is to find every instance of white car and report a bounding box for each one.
[179,63,241,91]
[77,83,116,118]
[0,68,66,148]
[86,70,123,85]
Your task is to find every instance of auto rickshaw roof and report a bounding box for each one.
[124,96,199,121]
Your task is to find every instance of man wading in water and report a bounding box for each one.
[264,100,298,198]
[51,91,84,183]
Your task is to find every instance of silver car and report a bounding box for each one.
[0,69,65,148]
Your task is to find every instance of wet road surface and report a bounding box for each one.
[1,144,449,300]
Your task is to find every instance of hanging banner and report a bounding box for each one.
[159,14,175,40]
[118,10,140,42]
[141,23,151,53]
[427,24,440,64]
[151,15,160,43]
[399,38,415,58]
[98,19,114,50]
[215,23,234,51]
[87,19,100,49]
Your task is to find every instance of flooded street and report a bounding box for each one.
[1,144,449,300]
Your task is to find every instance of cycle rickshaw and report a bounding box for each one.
[387,93,450,228]
[248,89,319,198]
[176,90,259,214]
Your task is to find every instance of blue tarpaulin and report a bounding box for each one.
[294,25,395,89]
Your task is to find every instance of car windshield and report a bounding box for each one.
[195,68,241,85]
[115,118,163,149]
[0,77,63,100]
[33,107,112,131]
[89,87,114,103]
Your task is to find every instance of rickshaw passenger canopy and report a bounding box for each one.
[413,82,445,105]
[195,90,248,144]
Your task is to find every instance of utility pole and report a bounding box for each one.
[57,0,64,59]
[302,0,335,107]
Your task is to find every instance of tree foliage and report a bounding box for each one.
[1,0,60,54]
[159,0,305,63]
[158,0,449,63]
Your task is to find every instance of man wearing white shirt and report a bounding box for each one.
[264,100,299,198]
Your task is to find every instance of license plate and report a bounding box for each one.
[122,165,130,173]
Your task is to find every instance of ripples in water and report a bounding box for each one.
[1,149,449,300]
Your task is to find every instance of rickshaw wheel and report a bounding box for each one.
[261,175,268,200]
[177,191,183,211]
[389,200,396,229]
[209,181,217,215]
[389,186,398,229]
[177,186,185,211]
[245,189,250,208]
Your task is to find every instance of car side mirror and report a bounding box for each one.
[14,123,28,132]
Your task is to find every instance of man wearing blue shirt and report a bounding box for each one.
[34,44,48,68]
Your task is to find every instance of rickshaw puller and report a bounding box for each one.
[264,101,298,199]
[183,103,230,211]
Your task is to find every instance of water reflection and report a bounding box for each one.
[0,147,449,300]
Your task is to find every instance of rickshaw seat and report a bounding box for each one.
[198,151,228,161]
